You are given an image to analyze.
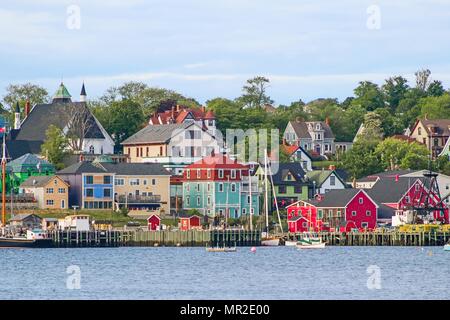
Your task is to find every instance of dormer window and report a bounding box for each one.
[418,127,422,135]
[316,124,321,130]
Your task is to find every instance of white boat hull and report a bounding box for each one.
[261,239,280,246]
[284,240,297,247]
[297,242,326,249]
[444,244,450,251]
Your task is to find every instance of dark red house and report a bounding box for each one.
[147,214,161,231]
[286,189,379,232]
[179,215,202,231]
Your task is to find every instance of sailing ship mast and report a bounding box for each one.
[1,134,6,227]
[248,168,253,232]
[264,150,269,234]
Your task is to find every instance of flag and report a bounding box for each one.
[0,127,5,133]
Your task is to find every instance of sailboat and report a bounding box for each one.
[261,150,282,246]
[0,133,53,248]
[296,210,325,249]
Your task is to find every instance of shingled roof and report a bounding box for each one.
[58,161,171,176]
[121,122,194,145]
[306,189,363,207]
[271,163,308,185]
[366,176,424,204]
[289,120,335,139]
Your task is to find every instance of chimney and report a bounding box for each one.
[328,165,336,171]
[176,104,180,112]
[25,100,31,117]
[201,106,206,113]
[325,117,330,126]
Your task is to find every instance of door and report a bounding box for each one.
[61,199,65,209]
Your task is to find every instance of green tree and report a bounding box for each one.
[362,112,384,140]
[415,69,432,92]
[352,81,385,111]
[418,93,450,119]
[40,125,69,170]
[400,142,430,170]
[375,138,430,171]
[382,76,409,111]
[237,76,273,109]
[427,80,445,97]
[341,139,382,179]
[93,100,145,147]
[2,83,49,109]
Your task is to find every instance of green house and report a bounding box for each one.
[3,153,55,193]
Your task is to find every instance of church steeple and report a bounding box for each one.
[80,82,87,102]
[52,82,72,103]
[14,102,21,130]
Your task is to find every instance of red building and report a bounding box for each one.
[148,104,215,129]
[147,214,161,231]
[287,189,379,232]
[179,215,202,231]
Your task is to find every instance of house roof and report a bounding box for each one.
[11,100,105,149]
[9,213,41,222]
[5,140,42,160]
[187,154,248,170]
[356,170,413,183]
[100,163,171,176]
[58,161,171,176]
[289,120,335,140]
[305,170,347,187]
[271,163,307,185]
[121,122,193,145]
[416,119,450,136]
[366,176,424,204]
[6,153,54,172]
[20,175,68,188]
[306,189,363,208]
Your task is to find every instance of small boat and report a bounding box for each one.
[261,237,280,246]
[0,229,53,249]
[444,244,450,251]
[296,236,326,249]
[284,240,297,247]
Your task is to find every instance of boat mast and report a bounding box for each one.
[248,168,253,232]
[1,134,6,227]
[264,149,269,234]
[267,163,283,234]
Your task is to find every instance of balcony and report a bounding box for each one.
[115,194,162,204]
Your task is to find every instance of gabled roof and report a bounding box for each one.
[366,177,424,204]
[6,153,54,172]
[20,175,68,188]
[57,162,107,175]
[288,120,335,139]
[305,170,347,187]
[306,189,364,208]
[100,163,171,176]
[187,154,248,170]
[121,122,194,145]
[10,213,41,222]
[271,163,308,185]
[412,119,450,136]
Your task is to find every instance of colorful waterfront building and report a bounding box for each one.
[181,154,260,218]
[287,189,379,232]
[4,153,55,193]
[147,214,161,231]
[19,175,69,209]
[178,214,202,231]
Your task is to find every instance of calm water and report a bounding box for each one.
[0,246,449,300]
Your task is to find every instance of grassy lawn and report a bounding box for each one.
[312,160,338,169]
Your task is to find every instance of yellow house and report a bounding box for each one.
[409,119,450,158]
[20,175,69,209]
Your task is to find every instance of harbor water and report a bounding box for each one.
[1,246,449,300]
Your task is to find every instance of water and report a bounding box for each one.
[1,246,449,300]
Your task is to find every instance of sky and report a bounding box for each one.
[1,0,450,105]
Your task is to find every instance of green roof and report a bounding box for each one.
[305,170,333,187]
[53,83,72,100]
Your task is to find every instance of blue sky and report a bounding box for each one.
[1,0,450,105]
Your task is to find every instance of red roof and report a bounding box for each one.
[187,154,248,170]
[149,106,215,125]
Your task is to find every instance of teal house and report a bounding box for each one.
[182,155,260,218]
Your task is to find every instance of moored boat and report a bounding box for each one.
[444,244,450,251]
[284,240,297,247]
[296,235,326,249]
[0,229,53,248]
[261,238,280,246]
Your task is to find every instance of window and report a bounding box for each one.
[218,183,224,192]
[318,210,323,219]
[89,145,95,154]
[207,183,211,192]
[152,179,156,185]
[172,146,181,156]
[286,173,292,181]
[352,211,357,216]
[247,195,251,204]
[302,161,308,169]
[186,184,190,192]
[405,196,410,203]
[330,176,336,186]
[130,179,140,186]
[242,208,247,215]
[302,222,308,228]
[415,184,420,191]
[115,178,124,186]
[434,138,439,146]
[197,183,201,192]
[85,188,94,197]
[46,188,54,194]
[207,196,211,205]
[366,210,371,216]
[325,144,329,151]
[61,199,65,209]
[197,196,201,205]
[186,196,190,206]
[207,169,212,178]
[46,200,54,206]
[54,179,58,185]
[231,183,236,192]
[361,222,368,228]
[418,127,422,135]
[186,170,191,179]
[358,197,363,204]
[337,210,341,217]
[58,188,65,194]
[85,176,93,184]
[197,170,201,178]
[103,176,112,184]
[317,134,321,140]
[218,169,224,178]
[294,186,303,194]
[279,185,287,194]
[231,170,236,179]
[104,189,111,197]
[146,147,149,157]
